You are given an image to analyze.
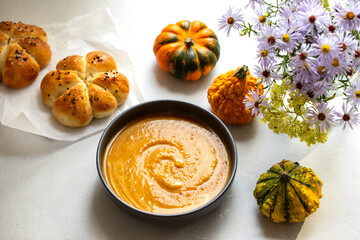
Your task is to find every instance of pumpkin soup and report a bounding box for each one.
[103,114,231,214]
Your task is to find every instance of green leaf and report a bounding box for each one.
[324,93,336,102]
[320,0,330,10]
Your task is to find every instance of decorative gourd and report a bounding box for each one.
[207,65,263,124]
[153,20,220,81]
[253,159,323,223]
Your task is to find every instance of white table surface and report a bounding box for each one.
[1,0,359,239]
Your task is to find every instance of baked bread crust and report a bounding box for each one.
[52,83,93,127]
[87,83,117,118]
[88,71,130,105]
[56,55,85,80]
[41,51,130,128]
[0,21,52,88]
[41,70,83,107]
[85,51,117,79]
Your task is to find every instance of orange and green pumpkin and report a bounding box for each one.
[153,20,220,81]
[253,160,323,223]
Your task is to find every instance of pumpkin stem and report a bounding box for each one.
[184,38,194,48]
[280,171,291,182]
[234,65,249,79]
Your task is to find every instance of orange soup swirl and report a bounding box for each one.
[103,114,231,214]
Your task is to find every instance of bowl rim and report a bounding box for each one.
[96,99,238,219]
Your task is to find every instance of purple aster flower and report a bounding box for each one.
[245,0,265,10]
[289,78,308,96]
[292,65,319,85]
[306,101,336,133]
[297,0,331,35]
[254,62,282,85]
[335,103,360,130]
[313,62,335,82]
[290,45,318,70]
[306,80,335,99]
[354,49,360,68]
[290,45,319,83]
[218,6,244,37]
[324,56,351,78]
[303,83,317,99]
[337,33,359,59]
[326,23,337,34]
[277,22,304,51]
[252,7,268,30]
[244,89,265,116]
[345,78,360,106]
[279,3,297,20]
[313,35,341,64]
[257,25,279,51]
[256,47,277,66]
[333,1,360,31]
[279,3,302,30]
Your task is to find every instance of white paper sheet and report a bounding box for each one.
[0,8,144,141]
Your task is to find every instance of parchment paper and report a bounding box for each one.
[0,8,144,141]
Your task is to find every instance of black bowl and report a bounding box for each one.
[96,100,238,224]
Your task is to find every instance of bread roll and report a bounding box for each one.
[87,83,117,118]
[0,21,51,88]
[3,43,40,88]
[88,71,129,105]
[0,32,9,82]
[0,21,48,41]
[40,51,130,128]
[18,37,51,68]
[40,70,83,107]
[56,55,85,80]
[52,83,93,127]
[85,51,117,79]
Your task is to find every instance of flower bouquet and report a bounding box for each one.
[218,0,360,146]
